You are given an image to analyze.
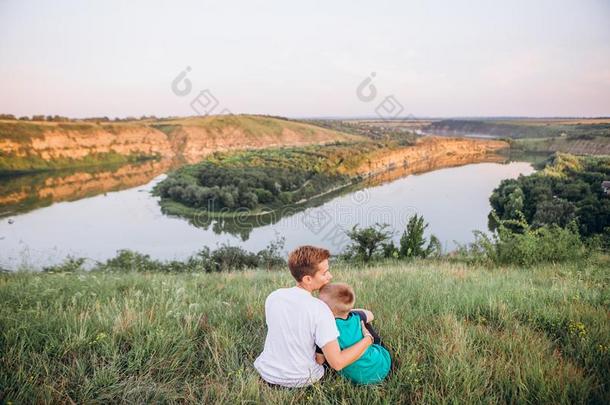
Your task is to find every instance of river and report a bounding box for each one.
[0,156,536,270]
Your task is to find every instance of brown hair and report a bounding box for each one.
[287,245,330,282]
[319,283,355,315]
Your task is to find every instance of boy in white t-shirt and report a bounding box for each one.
[254,245,374,388]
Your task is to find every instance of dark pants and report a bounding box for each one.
[364,322,384,347]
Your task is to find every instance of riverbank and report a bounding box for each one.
[0,116,362,173]
[155,136,509,219]
[1,256,608,403]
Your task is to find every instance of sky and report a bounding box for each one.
[0,0,609,118]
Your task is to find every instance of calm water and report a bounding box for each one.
[0,161,534,270]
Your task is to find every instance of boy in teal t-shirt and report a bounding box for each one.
[318,283,391,384]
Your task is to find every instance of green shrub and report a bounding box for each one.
[459,211,586,266]
[100,250,164,272]
[91,238,286,273]
[344,223,392,262]
[399,214,442,259]
[42,256,87,273]
[255,236,286,270]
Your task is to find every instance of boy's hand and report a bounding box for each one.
[315,353,326,365]
[360,321,374,344]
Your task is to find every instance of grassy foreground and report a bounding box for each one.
[1,258,609,404]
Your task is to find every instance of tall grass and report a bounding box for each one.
[1,258,608,404]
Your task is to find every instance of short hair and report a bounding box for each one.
[287,245,330,282]
[319,283,355,314]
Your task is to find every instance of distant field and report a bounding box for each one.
[425,118,610,140]
[493,118,610,126]
[511,136,610,155]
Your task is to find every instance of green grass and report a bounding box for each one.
[156,115,361,142]
[0,152,159,175]
[1,257,608,404]
[510,136,610,155]
[428,119,610,140]
[0,120,47,140]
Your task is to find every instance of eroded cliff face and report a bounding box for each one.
[174,125,360,163]
[0,117,509,174]
[1,126,173,160]
[0,117,360,165]
[352,136,509,178]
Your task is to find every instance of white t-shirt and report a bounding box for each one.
[254,286,339,387]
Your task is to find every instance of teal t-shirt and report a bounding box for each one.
[335,312,391,384]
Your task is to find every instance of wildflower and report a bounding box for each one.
[567,321,587,339]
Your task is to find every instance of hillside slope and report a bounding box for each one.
[1,258,608,403]
[0,115,364,173]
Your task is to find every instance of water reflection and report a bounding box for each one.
[0,159,179,218]
[166,152,515,239]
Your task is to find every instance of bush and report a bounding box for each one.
[207,245,259,272]
[100,250,164,272]
[458,211,586,266]
[399,214,442,259]
[256,235,286,270]
[92,238,287,273]
[42,256,87,273]
[344,223,392,262]
[381,240,400,259]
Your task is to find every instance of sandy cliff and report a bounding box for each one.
[353,136,509,177]
[0,116,361,169]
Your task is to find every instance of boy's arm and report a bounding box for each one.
[352,308,374,322]
[321,321,373,371]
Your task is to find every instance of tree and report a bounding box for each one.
[345,223,392,262]
[532,198,576,228]
[399,214,441,259]
[220,190,235,209]
[238,191,258,209]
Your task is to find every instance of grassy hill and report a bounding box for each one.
[0,115,364,174]
[1,257,608,404]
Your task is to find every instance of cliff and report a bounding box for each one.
[352,136,509,177]
[0,115,363,172]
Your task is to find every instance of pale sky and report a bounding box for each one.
[1,0,609,118]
